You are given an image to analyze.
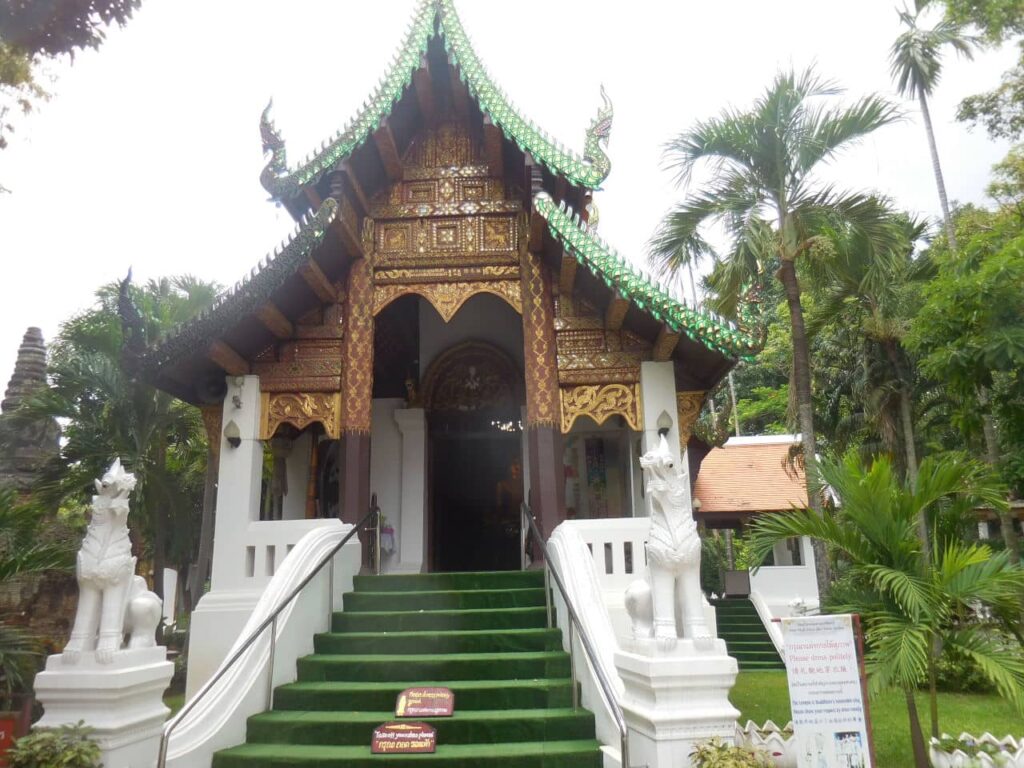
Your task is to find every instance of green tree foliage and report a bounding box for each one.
[649,68,901,597]
[7,722,101,768]
[748,452,1024,768]
[23,275,217,604]
[958,42,1024,140]
[0,0,140,58]
[938,0,1024,42]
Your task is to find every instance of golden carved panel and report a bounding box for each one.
[253,338,344,392]
[560,384,643,433]
[374,215,519,267]
[260,392,341,440]
[676,391,706,449]
[340,258,374,434]
[375,265,519,284]
[373,280,522,323]
[521,231,559,428]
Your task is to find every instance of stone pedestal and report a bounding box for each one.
[34,647,174,768]
[614,641,740,768]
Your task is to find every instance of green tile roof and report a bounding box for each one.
[533,192,762,362]
[259,0,613,202]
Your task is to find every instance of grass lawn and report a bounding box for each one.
[731,671,1022,766]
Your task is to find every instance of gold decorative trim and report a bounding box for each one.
[373,280,522,322]
[560,384,643,434]
[375,265,519,284]
[676,391,706,449]
[260,391,341,439]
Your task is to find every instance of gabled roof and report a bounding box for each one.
[259,0,613,203]
[533,192,762,362]
[145,199,338,371]
[692,436,808,515]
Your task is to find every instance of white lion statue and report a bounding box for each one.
[625,435,712,650]
[62,459,163,665]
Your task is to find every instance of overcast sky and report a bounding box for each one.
[0,0,1017,390]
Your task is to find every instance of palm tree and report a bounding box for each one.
[889,2,982,252]
[650,68,902,596]
[748,452,1024,768]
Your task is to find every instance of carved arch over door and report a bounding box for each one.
[420,341,524,413]
[373,280,522,323]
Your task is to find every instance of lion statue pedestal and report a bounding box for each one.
[613,435,740,768]
[34,459,174,768]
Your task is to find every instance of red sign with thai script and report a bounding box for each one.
[395,687,455,717]
[371,722,436,754]
[0,717,16,767]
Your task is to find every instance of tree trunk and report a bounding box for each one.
[778,259,830,597]
[928,643,940,738]
[919,92,959,254]
[187,442,218,610]
[905,687,931,768]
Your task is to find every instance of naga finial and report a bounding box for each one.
[260,99,289,194]
[583,85,614,184]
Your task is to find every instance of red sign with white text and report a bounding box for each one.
[395,687,455,717]
[371,722,436,754]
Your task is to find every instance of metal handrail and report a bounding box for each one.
[521,504,633,768]
[157,498,381,767]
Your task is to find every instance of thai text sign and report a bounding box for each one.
[0,717,15,768]
[782,614,873,768]
[396,687,454,717]
[371,722,436,754]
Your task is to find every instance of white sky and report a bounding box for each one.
[0,0,1017,388]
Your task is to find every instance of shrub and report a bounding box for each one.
[7,722,101,768]
[933,644,996,694]
[690,736,774,767]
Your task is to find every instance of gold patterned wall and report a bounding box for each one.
[369,122,525,325]
[552,294,652,386]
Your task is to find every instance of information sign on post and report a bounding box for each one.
[781,614,875,768]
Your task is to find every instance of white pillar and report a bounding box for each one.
[187,375,264,699]
[394,409,428,573]
[640,361,682,465]
[282,431,312,520]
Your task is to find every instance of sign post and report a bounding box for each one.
[781,613,876,768]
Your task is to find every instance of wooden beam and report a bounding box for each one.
[207,340,249,376]
[332,195,364,258]
[605,293,629,331]
[299,259,339,303]
[449,64,470,117]
[340,161,369,214]
[483,117,503,177]
[256,301,293,340]
[412,56,436,125]
[372,121,403,182]
[653,324,682,361]
[559,250,578,296]
[305,187,323,208]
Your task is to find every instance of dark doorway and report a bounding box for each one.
[431,425,522,572]
[421,341,525,572]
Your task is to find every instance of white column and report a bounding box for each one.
[282,431,312,520]
[187,375,264,699]
[640,361,682,465]
[394,408,427,573]
[209,375,263,590]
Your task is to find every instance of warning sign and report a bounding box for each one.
[395,687,455,717]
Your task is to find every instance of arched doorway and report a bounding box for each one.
[422,341,525,571]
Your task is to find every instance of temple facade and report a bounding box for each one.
[143,0,763,694]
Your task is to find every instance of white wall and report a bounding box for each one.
[418,293,524,374]
[370,398,404,572]
[281,431,312,521]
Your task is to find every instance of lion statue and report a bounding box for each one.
[62,459,163,665]
[625,434,712,650]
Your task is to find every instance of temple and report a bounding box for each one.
[143,0,766,702]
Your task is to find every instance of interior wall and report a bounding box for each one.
[418,294,524,376]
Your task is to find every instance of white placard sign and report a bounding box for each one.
[782,614,873,768]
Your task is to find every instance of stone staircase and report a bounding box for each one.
[212,570,604,767]
[710,598,785,671]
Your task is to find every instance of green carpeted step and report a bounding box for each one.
[297,651,570,683]
[343,588,545,612]
[314,628,563,655]
[246,708,595,746]
[272,678,574,712]
[213,739,604,767]
[354,571,545,593]
[332,607,547,632]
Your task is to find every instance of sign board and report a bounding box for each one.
[371,722,437,754]
[781,614,874,768]
[0,716,16,767]
[395,687,455,718]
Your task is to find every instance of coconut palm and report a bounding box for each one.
[748,452,1024,768]
[650,68,902,595]
[890,2,982,252]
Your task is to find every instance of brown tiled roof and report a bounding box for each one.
[693,439,808,514]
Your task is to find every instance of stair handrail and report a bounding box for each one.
[157,497,381,768]
[521,504,633,768]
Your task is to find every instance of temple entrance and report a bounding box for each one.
[423,341,525,572]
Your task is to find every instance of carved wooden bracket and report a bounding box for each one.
[560,383,643,433]
[260,391,342,440]
[676,391,706,450]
